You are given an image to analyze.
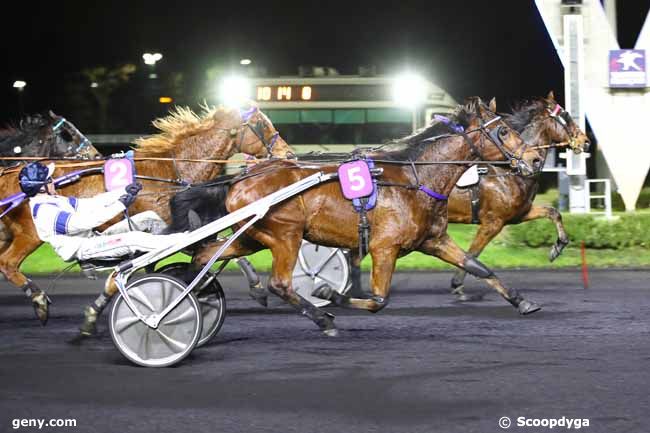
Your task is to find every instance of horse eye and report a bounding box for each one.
[498,127,509,137]
[59,130,73,141]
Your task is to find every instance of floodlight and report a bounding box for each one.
[392,73,428,107]
[219,75,252,106]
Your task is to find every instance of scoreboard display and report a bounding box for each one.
[255,84,393,102]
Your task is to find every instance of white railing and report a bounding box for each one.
[584,178,612,219]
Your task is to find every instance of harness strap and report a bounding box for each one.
[469,183,481,224]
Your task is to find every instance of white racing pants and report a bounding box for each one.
[76,211,184,261]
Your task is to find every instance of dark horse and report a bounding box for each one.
[0,111,99,165]
[446,92,589,300]
[0,111,100,323]
[172,98,545,335]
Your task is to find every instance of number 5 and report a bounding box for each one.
[347,167,365,191]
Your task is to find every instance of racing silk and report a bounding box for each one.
[28,188,128,261]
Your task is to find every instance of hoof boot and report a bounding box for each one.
[32,291,52,326]
[79,306,99,336]
[312,284,334,301]
[518,300,541,315]
[323,328,339,337]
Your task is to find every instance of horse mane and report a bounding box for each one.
[504,99,546,133]
[377,102,477,162]
[0,114,48,155]
[133,105,232,155]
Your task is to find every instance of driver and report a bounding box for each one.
[18,162,185,323]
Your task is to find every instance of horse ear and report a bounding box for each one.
[48,110,57,119]
[488,97,497,112]
[546,90,555,101]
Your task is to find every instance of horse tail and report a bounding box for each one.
[167,183,231,233]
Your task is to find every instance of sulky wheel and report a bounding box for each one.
[109,273,202,367]
[157,263,226,347]
[292,240,350,307]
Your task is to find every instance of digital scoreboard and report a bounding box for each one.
[255,84,395,102]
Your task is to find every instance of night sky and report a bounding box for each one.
[2,0,649,127]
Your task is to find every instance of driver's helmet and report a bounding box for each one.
[19,162,55,197]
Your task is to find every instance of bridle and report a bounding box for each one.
[546,103,583,153]
[519,103,584,153]
[236,107,279,155]
[51,117,95,158]
[464,110,531,172]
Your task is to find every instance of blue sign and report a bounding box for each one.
[609,49,646,88]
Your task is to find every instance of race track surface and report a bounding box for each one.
[1,269,649,433]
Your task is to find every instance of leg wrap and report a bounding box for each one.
[295,296,336,331]
[21,279,40,298]
[463,255,494,279]
[92,292,112,313]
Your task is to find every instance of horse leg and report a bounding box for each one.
[450,220,505,302]
[313,245,399,313]
[347,250,364,297]
[258,233,337,336]
[192,234,269,306]
[0,234,51,325]
[520,205,569,262]
[421,234,540,315]
[78,276,117,338]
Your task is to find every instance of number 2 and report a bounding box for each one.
[110,164,128,187]
[347,167,365,191]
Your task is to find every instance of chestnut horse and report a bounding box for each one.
[0,104,291,326]
[175,98,544,335]
[446,93,589,300]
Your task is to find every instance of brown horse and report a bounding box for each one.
[0,104,291,326]
[446,92,589,300]
[177,97,544,335]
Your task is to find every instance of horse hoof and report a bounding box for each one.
[323,328,339,337]
[249,288,269,307]
[518,300,542,315]
[312,284,334,301]
[79,306,98,336]
[31,291,52,326]
[455,293,485,302]
[451,284,465,296]
[549,240,569,262]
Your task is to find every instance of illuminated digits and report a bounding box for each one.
[277,86,292,100]
[301,86,312,100]
[257,86,271,101]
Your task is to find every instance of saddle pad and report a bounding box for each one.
[456,165,479,188]
[104,158,135,192]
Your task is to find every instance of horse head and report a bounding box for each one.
[46,111,102,159]
[541,91,590,154]
[236,102,294,159]
[462,97,544,176]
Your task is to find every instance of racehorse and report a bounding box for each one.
[0,104,291,327]
[0,111,99,166]
[445,92,589,300]
[171,97,545,335]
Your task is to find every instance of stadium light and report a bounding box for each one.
[240,58,252,66]
[392,72,428,107]
[13,80,27,90]
[218,75,252,107]
[142,52,163,65]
